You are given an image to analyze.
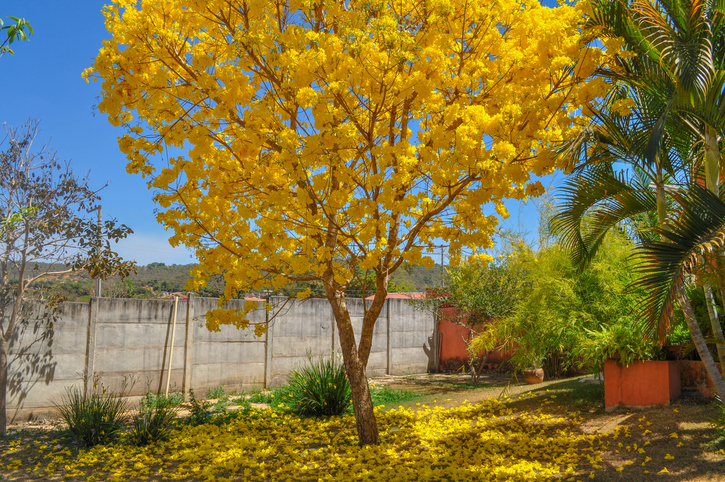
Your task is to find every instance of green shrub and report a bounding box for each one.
[248,388,273,404]
[712,396,725,438]
[185,389,212,425]
[140,391,184,412]
[575,317,660,370]
[206,385,226,400]
[668,323,692,345]
[286,357,352,416]
[470,230,647,377]
[54,384,129,447]
[129,404,177,446]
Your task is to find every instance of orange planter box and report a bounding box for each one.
[679,361,724,398]
[604,360,681,411]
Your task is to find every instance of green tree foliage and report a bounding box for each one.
[0,120,135,434]
[0,16,32,57]
[444,258,529,326]
[471,230,647,378]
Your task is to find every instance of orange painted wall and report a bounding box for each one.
[437,307,514,372]
[604,360,681,410]
[679,361,724,398]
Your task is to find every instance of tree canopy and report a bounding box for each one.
[89,0,611,445]
[89,0,610,310]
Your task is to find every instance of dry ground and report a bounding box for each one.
[373,372,725,481]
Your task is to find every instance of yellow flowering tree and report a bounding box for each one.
[88,0,608,445]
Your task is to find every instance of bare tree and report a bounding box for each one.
[0,120,135,434]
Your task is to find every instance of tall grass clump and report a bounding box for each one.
[140,391,184,412]
[248,388,273,404]
[206,385,226,399]
[54,385,128,447]
[129,404,177,446]
[287,356,351,416]
[185,389,212,425]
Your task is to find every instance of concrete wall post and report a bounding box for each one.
[264,306,272,388]
[84,298,99,396]
[182,293,195,393]
[386,299,392,375]
[331,308,336,356]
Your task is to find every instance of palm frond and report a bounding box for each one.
[634,0,715,97]
[551,165,658,269]
[633,185,725,341]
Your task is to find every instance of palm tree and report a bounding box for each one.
[553,0,725,399]
[633,186,725,399]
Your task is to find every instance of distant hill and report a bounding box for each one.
[25,261,445,301]
[390,264,445,292]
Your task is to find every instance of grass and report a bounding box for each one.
[248,388,272,404]
[519,378,605,414]
[246,384,421,411]
[205,385,227,400]
[6,376,725,481]
[370,385,422,405]
[436,381,495,391]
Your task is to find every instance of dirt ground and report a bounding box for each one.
[370,372,725,481]
[2,372,724,481]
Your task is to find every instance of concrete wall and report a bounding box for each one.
[5,295,435,422]
[6,302,89,424]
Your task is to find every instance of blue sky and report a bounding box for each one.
[1,1,551,267]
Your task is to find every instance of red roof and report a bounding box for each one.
[364,292,425,300]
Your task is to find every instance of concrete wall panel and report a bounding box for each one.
[193,341,265,365]
[7,295,435,420]
[95,298,182,324]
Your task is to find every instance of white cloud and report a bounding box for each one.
[113,233,197,266]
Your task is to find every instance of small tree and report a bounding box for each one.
[0,120,135,434]
[419,257,528,385]
[88,0,610,445]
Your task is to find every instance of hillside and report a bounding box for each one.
[26,261,445,301]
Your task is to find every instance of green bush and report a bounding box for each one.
[54,384,129,447]
[471,230,647,377]
[140,391,184,412]
[248,388,273,404]
[286,357,352,416]
[575,317,660,370]
[129,404,177,446]
[185,389,212,425]
[206,385,226,400]
[712,396,725,439]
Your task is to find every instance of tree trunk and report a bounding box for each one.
[0,336,8,435]
[703,282,725,364]
[325,290,379,445]
[702,128,725,364]
[345,350,378,445]
[677,284,725,400]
